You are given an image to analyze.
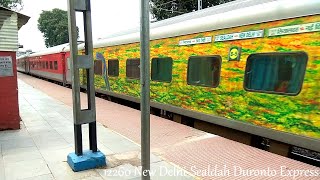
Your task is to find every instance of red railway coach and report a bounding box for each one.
[17,43,72,85]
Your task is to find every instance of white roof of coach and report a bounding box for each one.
[17,54,29,60]
[28,43,70,58]
[101,0,276,39]
[92,0,320,49]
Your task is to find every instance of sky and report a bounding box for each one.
[18,0,141,52]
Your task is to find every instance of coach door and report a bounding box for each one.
[26,59,30,73]
[66,57,72,84]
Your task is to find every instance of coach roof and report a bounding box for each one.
[92,0,320,49]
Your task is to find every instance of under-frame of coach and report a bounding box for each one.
[87,0,320,152]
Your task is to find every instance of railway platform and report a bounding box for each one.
[0,72,318,180]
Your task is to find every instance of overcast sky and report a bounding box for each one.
[18,0,140,52]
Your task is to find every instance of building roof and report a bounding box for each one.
[0,6,30,29]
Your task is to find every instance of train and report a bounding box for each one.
[17,0,320,153]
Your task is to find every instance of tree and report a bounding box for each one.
[150,0,235,21]
[0,0,23,11]
[38,8,77,47]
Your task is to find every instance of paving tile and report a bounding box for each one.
[20,174,55,180]
[31,130,63,141]
[97,143,115,156]
[26,125,54,136]
[23,120,51,128]
[5,159,51,180]
[45,112,66,118]
[48,161,103,180]
[46,119,72,128]
[0,145,5,180]
[53,126,74,134]
[98,131,132,144]
[20,114,44,122]
[103,139,140,154]
[0,129,30,141]
[2,147,42,164]
[40,146,74,163]
[34,137,71,151]
[1,138,36,152]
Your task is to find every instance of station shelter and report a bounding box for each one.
[0,6,29,130]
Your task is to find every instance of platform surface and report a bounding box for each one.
[0,73,318,180]
[0,77,193,180]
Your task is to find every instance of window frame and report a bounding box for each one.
[108,59,119,77]
[187,55,222,88]
[151,57,173,83]
[243,51,308,96]
[94,60,103,75]
[49,61,53,70]
[54,61,58,70]
[126,58,140,80]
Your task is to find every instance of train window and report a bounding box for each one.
[46,61,48,69]
[108,59,119,77]
[244,51,308,95]
[49,61,53,69]
[94,60,103,75]
[42,62,45,69]
[151,57,173,82]
[126,58,140,79]
[187,55,221,87]
[54,61,58,70]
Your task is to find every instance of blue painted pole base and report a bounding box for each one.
[67,150,107,172]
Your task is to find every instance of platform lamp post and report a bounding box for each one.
[66,0,106,172]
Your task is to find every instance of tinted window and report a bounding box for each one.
[54,61,58,70]
[126,58,140,79]
[94,60,103,75]
[187,56,221,87]
[151,57,173,82]
[108,59,119,77]
[244,51,308,95]
[46,61,49,69]
[50,61,53,69]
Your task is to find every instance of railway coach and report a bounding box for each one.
[18,0,320,154]
[17,43,74,85]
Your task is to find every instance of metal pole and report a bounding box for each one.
[140,0,150,179]
[198,0,202,10]
[67,0,83,156]
[67,0,97,154]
